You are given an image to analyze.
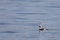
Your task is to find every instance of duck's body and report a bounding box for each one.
[39,25,46,31]
[39,28,45,30]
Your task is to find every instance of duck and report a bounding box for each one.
[39,25,46,31]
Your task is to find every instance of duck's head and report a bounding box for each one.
[39,25,42,28]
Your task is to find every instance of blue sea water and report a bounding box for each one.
[0,0,60,40]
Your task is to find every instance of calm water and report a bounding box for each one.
[0,0,60,40]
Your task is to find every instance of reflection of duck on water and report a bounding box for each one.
[39,25,47,31]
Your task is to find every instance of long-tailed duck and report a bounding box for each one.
[39,25,47,31]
